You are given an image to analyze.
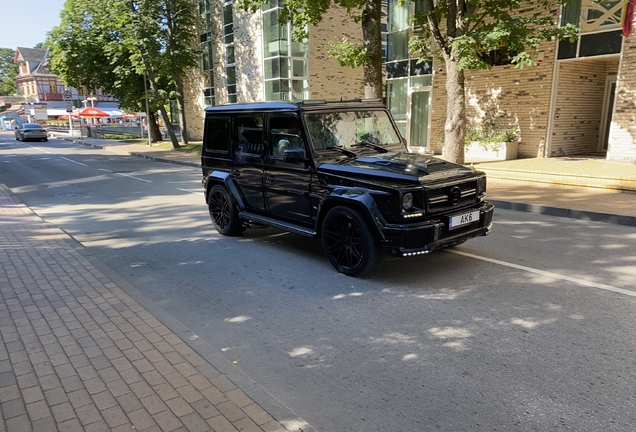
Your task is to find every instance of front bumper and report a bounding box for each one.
[381,201,494,257]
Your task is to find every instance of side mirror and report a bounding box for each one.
[283,147,307,163]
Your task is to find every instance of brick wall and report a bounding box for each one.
[308,6,365,100]
[550,60,607,156]
[608,17,636,164]
[429,3,560,158]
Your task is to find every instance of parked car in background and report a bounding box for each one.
[201,99,494,276]
[15,123,48,142]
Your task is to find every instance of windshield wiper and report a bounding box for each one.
[323,146,358,157]
[351,141,389,153]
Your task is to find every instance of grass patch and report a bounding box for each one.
[124,139,202,154]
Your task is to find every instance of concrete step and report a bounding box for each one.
[477,166,636,193]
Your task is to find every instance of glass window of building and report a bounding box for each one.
[224,1,237,103]
[262,2,309,101]
[198,1,215,106]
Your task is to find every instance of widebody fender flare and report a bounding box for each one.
[205,171,246,211]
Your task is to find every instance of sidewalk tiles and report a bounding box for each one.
[0,184,288,432]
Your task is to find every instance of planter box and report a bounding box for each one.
[465,141,518,160]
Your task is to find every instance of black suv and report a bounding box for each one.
[201,99,494,276]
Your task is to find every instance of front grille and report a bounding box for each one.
[427,179,478,214]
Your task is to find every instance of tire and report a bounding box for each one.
[321,206,383,277]
[208,184,244,236]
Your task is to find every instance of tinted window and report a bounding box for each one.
[204,117,231,151]
[269,115,302,159]
[236,115,263,155]
[24,124,44,129]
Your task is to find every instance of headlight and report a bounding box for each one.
[402,192,414,210]
[477,176,487,195]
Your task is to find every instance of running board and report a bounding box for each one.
[239,212,317,238]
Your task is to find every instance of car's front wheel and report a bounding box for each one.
[208,184,244,236]
[321,206,382,277]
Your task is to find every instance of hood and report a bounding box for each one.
[317,152,473,185]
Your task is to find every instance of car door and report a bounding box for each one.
[232,114,267,213]
[264,114,314,226]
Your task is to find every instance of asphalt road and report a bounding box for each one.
[2,133,636,432]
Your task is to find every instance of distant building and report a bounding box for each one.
[13,47,120,119]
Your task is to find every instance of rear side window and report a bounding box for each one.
[204,116,231,152]
[236,115,263,156]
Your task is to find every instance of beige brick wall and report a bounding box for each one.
[308,6,365,100]
[429,3,560,158]
[184,67,205,141]
[608,17,636,163]
[550,60,607,156]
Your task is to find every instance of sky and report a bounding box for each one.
[0,0,67,49]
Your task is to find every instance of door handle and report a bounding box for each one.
[232,170,240,177]
[266,175,275,183]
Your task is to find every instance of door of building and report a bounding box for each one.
[599,76,617,152]
[406,87,431,152]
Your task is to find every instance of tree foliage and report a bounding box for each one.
[237,0,383,98]
[47,0,199,148]
[0,48,18,96]
[407,0,579,163]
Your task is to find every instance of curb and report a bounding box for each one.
[490,199,636,227]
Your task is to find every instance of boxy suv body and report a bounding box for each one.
[201,99,494,276]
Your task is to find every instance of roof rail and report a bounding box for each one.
[297,100,327,106]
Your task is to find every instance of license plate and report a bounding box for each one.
[449,210,480,229]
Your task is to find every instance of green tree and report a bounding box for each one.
[237,0,384,99]
[47,0,199,148]
[0,48,18,96]
[408,0,578,164]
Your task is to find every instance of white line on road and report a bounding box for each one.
[114,172,152,183]
[447,249,636,298]
[99,169,113,173]
[60,157,88,167]
[176,188,200,194]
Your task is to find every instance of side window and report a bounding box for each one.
[269,115,303,159]
[236,115,264,156]
[204,116,231,152]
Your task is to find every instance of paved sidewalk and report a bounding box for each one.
[50,132,636,227]
[0,184,291,432]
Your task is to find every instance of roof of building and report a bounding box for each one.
[14,47,52,74]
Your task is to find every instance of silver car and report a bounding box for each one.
[15,123,48,142]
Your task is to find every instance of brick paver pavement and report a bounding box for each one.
[0,184,287,432]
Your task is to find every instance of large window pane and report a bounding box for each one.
[265,58,280,79]
[387,31,409,61]
[292,59,307,77]
[386,78,408,122]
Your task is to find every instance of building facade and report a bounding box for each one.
[13,47,119,119]
[187,0,636,164]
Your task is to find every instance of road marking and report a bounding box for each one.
[114,172,152,183]
[176,188,200,194]
[447,249,636,298]
[99,169,113,173]
[60,157,88,167]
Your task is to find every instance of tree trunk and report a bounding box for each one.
[165,3,189,145]
[149,111,162,142]
[443,54,466,165]
[361,0,383,99]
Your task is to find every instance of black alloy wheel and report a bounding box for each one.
[321,206,382,277]
[208,184,244,236]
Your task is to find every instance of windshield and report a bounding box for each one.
[304,110,402,153]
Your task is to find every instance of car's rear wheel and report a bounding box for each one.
[208,184,244,236]
[321,206,382,277]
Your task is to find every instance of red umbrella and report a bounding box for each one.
[122,114,138,119]
[77,106,110,117]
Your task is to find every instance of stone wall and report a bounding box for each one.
[233,8,264,102]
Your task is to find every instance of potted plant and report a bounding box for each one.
[464,126,519,160]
